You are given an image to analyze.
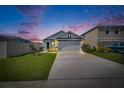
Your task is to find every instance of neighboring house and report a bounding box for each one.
[0,34,38,58]
[81,25,124,51]
[43,31,82,51]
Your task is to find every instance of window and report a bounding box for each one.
[113,42,119,47]
[105,27,110,34]
[51,41,54,46]
[115,30,119,34]
[106,30,109,34]
[115,27,120,35]
[68,33,71,38]
[120,42,124,46]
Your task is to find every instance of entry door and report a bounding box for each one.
[46,42,49,49]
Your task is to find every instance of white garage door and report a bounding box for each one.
[58,40,81,51]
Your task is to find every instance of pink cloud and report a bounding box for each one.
[15,6,47,42]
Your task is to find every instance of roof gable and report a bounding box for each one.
[57,31,82,39]
[43,31,65,40]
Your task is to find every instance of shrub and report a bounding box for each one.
[29,44,38,56]
[96,42,112,53]
[96,42,104,53]
[93,46,96,52]
[40,46,43,51]
[48,48,58,52]
[81,43,93,53]
[104,48,112,53]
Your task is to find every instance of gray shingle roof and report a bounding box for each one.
[43,30,66,40]
[0,34,31,43]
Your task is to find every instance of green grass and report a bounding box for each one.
[0,53,56,81]
[92,52,124,64]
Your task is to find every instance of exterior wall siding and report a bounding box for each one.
[7,40,31,57]
[98,27,124,41]
[83,28,98,48]
[82,26,124,48]
[0,41,7,58]
[98,26,124,47]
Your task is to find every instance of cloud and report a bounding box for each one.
[97,6,124,25]
[18,30,30,34]
[97,14,124,25]
[16,5,46,16]
[16,5,47,42]
[16,5,47,29]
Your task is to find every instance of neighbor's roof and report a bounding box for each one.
[81,24,124,36]
[0,34,31,42]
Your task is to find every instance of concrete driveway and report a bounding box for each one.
[43,45,124,88]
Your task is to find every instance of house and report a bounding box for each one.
[0,34,33,58]
[43,31,82,51]
[81,25,124,51]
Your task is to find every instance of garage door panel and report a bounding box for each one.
[58,40,80,50]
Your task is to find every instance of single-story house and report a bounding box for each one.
[43,31,83,51]
[81,25,124,51]
[0,34,42,58]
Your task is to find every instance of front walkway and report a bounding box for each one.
[1,46,124,88]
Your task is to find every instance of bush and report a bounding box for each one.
[48,48,58,52]
[96,42,112,53]
[40,46,43,51]
[81,43,93,53]
[103,48,112,53]
[29,44,38,56]
[81,42,112,53]
[93,46,96,52]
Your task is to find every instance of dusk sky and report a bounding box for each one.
[0,5,124,42]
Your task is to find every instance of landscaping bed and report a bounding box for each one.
[0,53,56,81]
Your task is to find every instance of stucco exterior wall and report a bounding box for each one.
[0,41,7,58]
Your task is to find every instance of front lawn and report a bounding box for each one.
[92,52,124,65]
[0,53,56,81]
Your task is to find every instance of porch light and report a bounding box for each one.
[52,41,54,46]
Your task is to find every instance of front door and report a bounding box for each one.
[47,42,49,49]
